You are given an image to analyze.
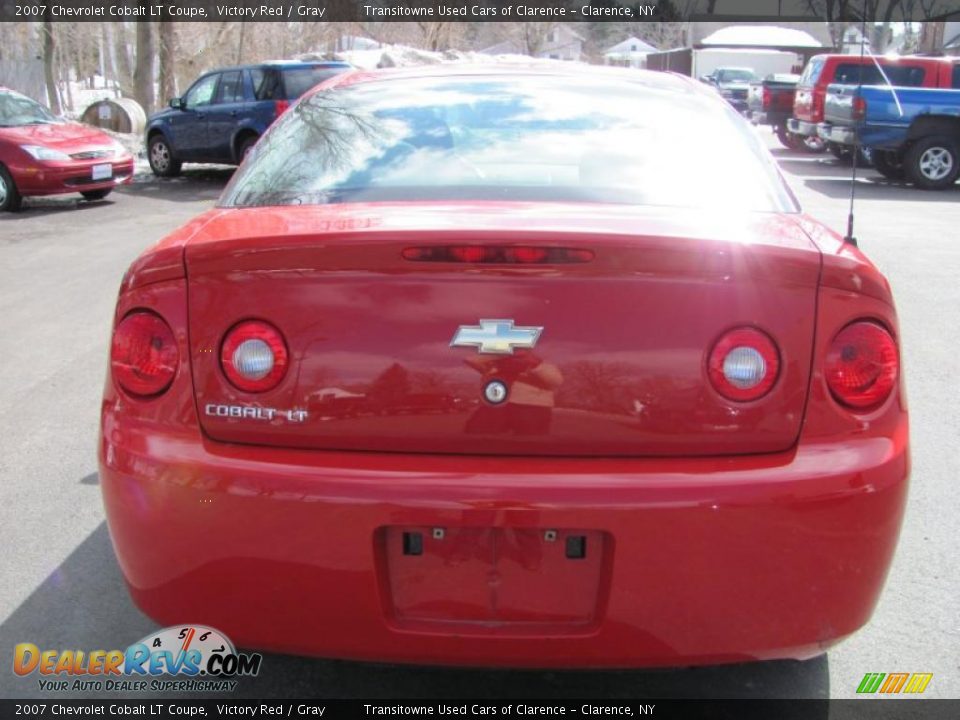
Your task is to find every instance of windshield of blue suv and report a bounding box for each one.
[220,73,797,213]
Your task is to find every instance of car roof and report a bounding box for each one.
[309,62,705,98]
[205,60,351,75]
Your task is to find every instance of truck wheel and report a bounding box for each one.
[872,150,906,181]
[802,136,826,153]
[148,135,182,178]
[828,143,871,167]
[905,136,960,190]
[828,142,850,161]
[775,126,802,150]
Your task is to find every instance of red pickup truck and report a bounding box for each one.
[788,54,958,159]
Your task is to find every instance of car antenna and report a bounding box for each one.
[844,13,870,248]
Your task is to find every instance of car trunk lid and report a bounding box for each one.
[186,203,821,457]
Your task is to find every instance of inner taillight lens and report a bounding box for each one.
[825,321,898,410]
[111,311,178,398]
[274,99,290,119]
[708,327,780,402]
[221,320,288,393]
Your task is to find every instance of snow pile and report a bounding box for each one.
[336,44,571,70]
[701,26,823,49]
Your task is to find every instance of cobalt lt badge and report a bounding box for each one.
[450,319,543,355]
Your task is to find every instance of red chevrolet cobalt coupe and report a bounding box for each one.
[0,88,134,211]
[100,66,908,667]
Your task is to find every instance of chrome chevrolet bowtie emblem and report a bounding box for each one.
[451,319,543,355]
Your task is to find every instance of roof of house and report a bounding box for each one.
[605,37,658,55]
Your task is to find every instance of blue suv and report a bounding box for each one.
[146,61,351,177]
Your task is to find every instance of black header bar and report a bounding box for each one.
[2,0,959,23]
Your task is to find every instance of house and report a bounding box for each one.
[920,21,960,55]
[604,37,658,68]
[481,26,585,62]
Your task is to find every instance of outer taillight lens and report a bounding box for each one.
[221,320,288,393]
[852,96,867,122]
[762,86,771,109]
[708,327,780,402]
[274,99,290,119]
[825,321,898,410]
[111,311,178,398]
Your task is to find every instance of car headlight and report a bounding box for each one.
[21,144,71,162]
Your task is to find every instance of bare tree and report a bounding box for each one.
[42,20,61,114]
[158,20,177,104]
[133,19,155,113]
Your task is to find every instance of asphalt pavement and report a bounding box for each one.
[0,134,957,700]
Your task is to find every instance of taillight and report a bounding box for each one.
[825,321,898,410]
[813,88,826,120]
[221,320,288,393]
[401,246,594,264]
[274,99,290,119]
[111,311,178,398]
[852,96,867,122]
[708,327,780,402]
[762,86,771,109]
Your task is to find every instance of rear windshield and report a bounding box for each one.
[718,69,756,83]
[281,67,350,99]
[832,62,927,86]
[221,73,795,213]
[799,58,824,86]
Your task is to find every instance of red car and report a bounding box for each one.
[100,66,908,668]
[0,88,134,211]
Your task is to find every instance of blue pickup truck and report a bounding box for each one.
[818,71,960,189]
[146,60,351,177]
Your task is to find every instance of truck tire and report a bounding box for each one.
[828,142,850,161]
[802,136,826,153]
[775,126,802,150]
[872,150,906,181]
[904,136,960,190]
[828,142,872,167]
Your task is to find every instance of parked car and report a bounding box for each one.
[748,73,823,152]
[819,79,960,189]
[701,66,757,112]
[0,88,134,212]
[788,54,955,162]
[101,65,907,667]
[145,60,351,177]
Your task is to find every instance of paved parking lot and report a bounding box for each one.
[1,133,957,700]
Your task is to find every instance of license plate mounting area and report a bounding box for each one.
[381,526,608,633]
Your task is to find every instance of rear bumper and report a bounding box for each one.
[787,118,818,137]
[100,410,909,668]
[817,122,857,146]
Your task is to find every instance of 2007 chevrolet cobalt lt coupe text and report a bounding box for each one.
[100,65,908,668]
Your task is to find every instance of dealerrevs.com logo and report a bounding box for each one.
[13,625,262,693]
